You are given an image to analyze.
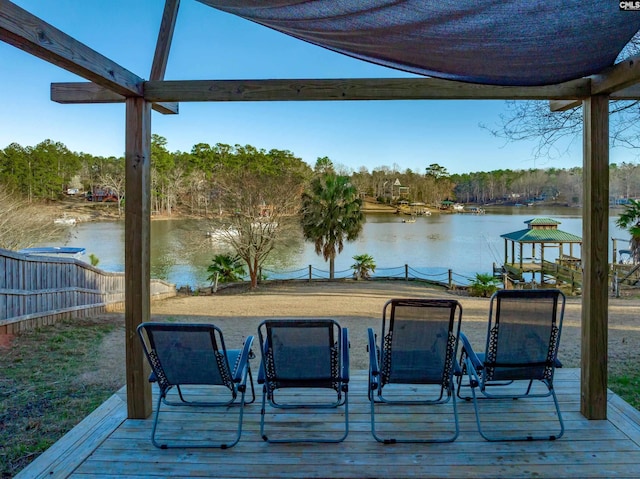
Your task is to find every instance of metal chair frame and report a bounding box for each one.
[457,289,566,441]
[258,319,349,443]
[368,298,462,443]
[138,322,255,449]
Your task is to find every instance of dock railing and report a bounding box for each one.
[0,248,175,334]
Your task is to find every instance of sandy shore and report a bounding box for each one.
[145,280,640,376]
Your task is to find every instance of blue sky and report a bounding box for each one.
[1,0,634,175]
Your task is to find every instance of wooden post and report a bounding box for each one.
[125,97,152,419]
[448,269,453,289]
[581,94,609,420]
[405,264,409,281]
[540,244,545,284]
[308,265,312,282]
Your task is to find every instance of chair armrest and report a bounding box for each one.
[460,332,483,372]
[232,335,254,384]
[257,339,268,385]
[367,328,379,377]
[341,328,350,383]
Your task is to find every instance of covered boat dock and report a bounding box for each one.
[500,218,582,288]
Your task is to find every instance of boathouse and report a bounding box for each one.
[501,218,582,288]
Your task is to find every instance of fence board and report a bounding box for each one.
[0,248,175,331]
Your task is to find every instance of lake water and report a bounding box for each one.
[53,206,629,288]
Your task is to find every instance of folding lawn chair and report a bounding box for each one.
[368,298,462,443]
[258,319,349,443]
[137,322,255,449]
[458,289,566,441]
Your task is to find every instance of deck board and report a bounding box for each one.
[15,369,640,479]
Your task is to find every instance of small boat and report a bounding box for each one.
[452,203,464,212]
[402,215,417,223]
[54,214,77,225]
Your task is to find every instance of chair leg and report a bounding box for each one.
[243,365,256,405]
[470,379,564,442]
[150,387,246,449]
[261,386,349,444]
[370,387,459,444]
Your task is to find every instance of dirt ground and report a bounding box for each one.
[99,281,640,384]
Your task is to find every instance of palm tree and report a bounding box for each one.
[351,253,376,280]
[300,173,365,279]
[206,254,246,285]
[616,199,640,263]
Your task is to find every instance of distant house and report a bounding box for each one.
[86,187,118,202]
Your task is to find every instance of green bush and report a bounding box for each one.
[469,272,501,297]
[351,254,376,280]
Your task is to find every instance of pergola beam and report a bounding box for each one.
[550,84,640,112]
[51,77,592,104]
[581,94,610,420]
[50,82,179,115]
[145,0,180,115]
[150,0,179,81]
[592,54,640,95]
[550,55,640,112]
[0,0,143,97]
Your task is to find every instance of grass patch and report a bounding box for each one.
[609,370,640,410]
[0,317,122,478]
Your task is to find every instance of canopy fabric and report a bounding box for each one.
[197,0,640,86]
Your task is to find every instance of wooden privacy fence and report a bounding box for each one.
[0,248,176,334]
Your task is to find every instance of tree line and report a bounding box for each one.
[4,138,640,212]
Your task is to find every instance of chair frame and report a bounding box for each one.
[137,322,255,449]
[368,298,462,443]
[258,319,349,443]
[457,289,566,441]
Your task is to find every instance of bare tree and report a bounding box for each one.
[487,36,640,160]
[98,171,125,216]
[210,149,310,288]
[0,186,65,250]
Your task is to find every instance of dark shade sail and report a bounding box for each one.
[196,0,640,86]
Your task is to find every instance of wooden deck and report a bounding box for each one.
[15,369,640,479]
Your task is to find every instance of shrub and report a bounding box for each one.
[469,272,501,297]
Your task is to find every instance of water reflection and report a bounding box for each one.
[53,207,629,288]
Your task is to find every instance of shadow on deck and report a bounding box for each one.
[15,369,640,479]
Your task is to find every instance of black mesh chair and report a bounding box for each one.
[258,319,349,443]
[457,289,566,441]
[137,322,255,449]
[368,298,462,443]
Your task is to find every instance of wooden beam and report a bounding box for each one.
[51,77,592,104]
[549,100,581,112]
[150,0,179,81]
[550,84,640,112]
[141,0,181,115]
[143,77,591,102]
[581,94,609,420]
[124,97,152,419]
[50,77,590,103]
[50,83,178,115]
[0,0,143,97]
[592,54,640,95]
[51,78,590,103]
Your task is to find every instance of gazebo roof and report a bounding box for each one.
[525,218,562,226]
[501,228,582,244]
